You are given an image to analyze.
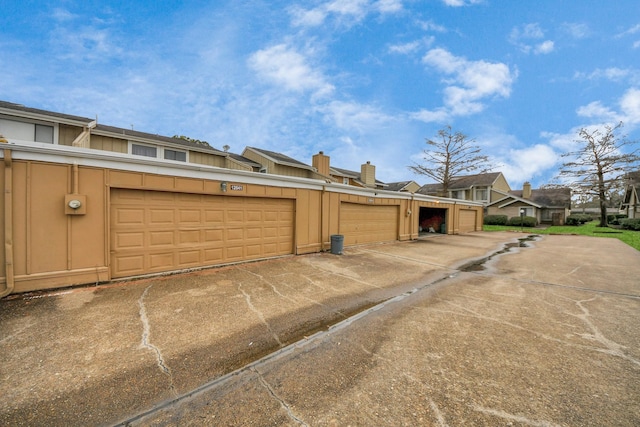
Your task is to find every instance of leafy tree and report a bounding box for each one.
[557,122,639,227]
[409,126,493,195]
[172,135,211,147]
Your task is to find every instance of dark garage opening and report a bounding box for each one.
[419,207,447,234]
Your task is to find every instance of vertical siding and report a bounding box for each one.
[190,151,225,167]
[58,124,83,146]
[90,135,128,153]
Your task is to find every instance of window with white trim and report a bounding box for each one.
[452,190,465,199]
[131,143,157,158]
[343,177,349,184]
[474,187,488,201]
[0,117,56,144]
[520,207,534,217]
[164,148,186,162]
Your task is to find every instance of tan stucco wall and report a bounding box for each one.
[1,157,482,294]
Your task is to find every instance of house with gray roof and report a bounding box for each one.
[416,172,511,207]
[385,180,420,193]
[487,182,572,224]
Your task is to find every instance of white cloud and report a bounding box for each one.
[388,38,434,54]
[534,40,554,54]
[561,22,589,39]
[574,67,640,85]
[289,0,400,28]
[420,48,515,117]
[576,101,619,122]
[441,0,482,6]
[418,20,447,33]
[617,23,640,37]
[318,100,393,132]
[410,108,450,123]
[574,88,640,126]
[388,41,422,54]
[620,87,640,124]
[509,23,555,54]
[375,0,403,13]
[248,44,334,98]
[496,144,560,187]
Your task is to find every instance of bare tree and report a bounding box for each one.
[557,122,639,226]
[409,126,493,195]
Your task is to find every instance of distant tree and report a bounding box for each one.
[409,126,493,196]
[172,135,211,147]
[557,122,639,226]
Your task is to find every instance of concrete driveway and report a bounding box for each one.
[1,232,639,426]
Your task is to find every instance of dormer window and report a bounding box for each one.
[475,187,488,201]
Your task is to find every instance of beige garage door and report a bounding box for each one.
[110,189,294,278]
[340,203,398,245]
[459,210,477,233]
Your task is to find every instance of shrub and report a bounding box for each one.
[577,214,592,224]
[566,214,592,226]
[507,216,538,227]
[620,218,640,231]
[484,215,508,225]
[565,215,581,226]
[607,214,628,224]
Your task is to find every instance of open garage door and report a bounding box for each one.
[110,189,294,278]
[419,207,447,234]
[340,203,398,245]
[458,210,477,233]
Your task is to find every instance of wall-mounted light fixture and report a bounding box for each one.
[220,181,228,192]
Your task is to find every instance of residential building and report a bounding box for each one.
[0,100,483,296]
[385,181,421,193]
[416,172,511,206]
[487,182,572,224]
[620,171,640,219]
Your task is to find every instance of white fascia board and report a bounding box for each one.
[0,108,91,127]
[1,141,325,191]
[1,141,485,205]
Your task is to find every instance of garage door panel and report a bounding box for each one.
[150,231,174,246]
[340,203,398,245]
[114,232,144,249]
[116,208,145,224]
[111,189,294,278]
[459,210,477,233]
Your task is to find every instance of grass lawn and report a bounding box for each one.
[483,221,640,251]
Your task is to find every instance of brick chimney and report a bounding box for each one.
[523,181,532,199]
[312,151,330,176]
[361,161,376,188]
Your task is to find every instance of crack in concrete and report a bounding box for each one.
[571,297,640,367]
[138,285,176,395]
[429,399,449,427]
[473,405,561,427]
[240,268,298,304]
[253,367,308,426]
[238,283,283,346]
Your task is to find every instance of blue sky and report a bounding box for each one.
[1,0,639,189]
